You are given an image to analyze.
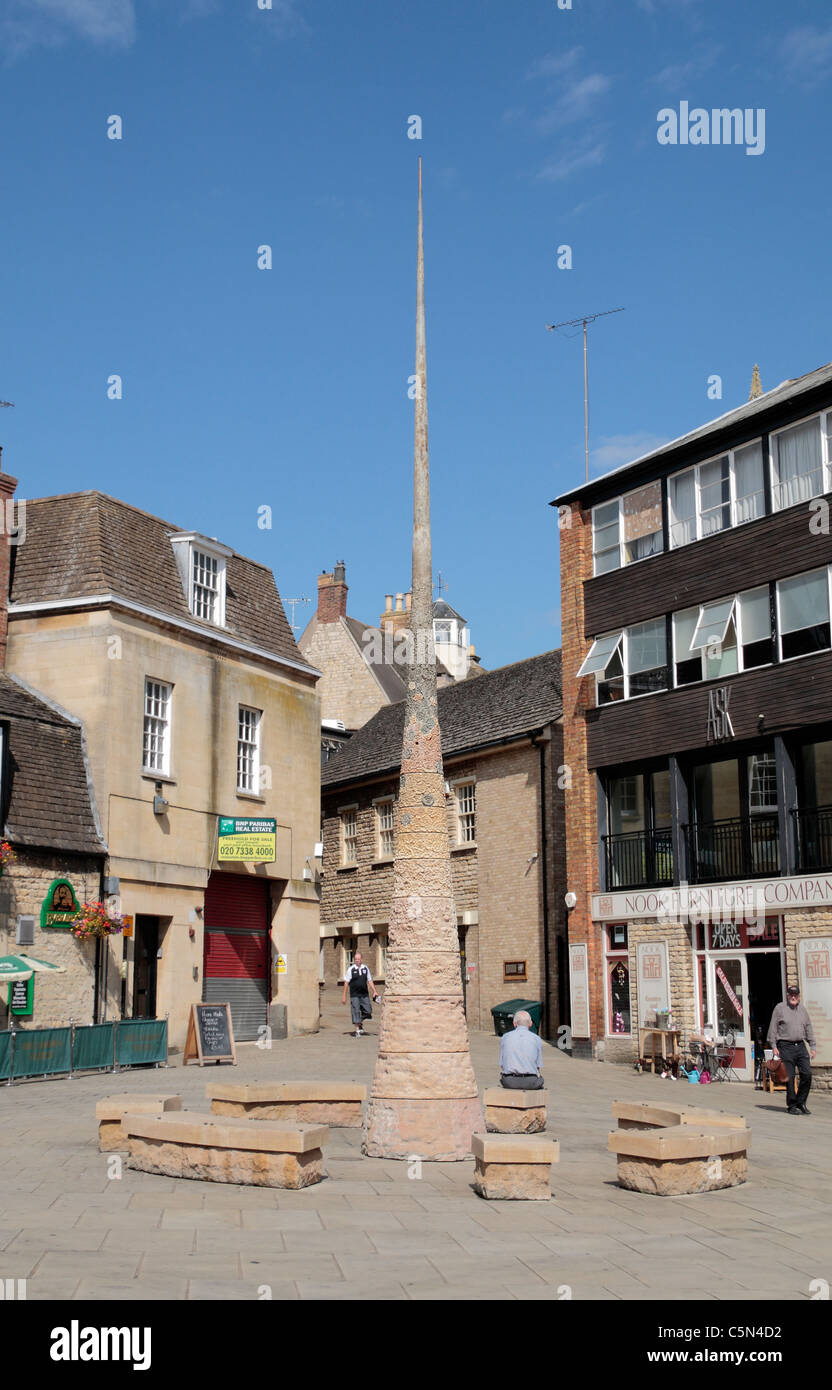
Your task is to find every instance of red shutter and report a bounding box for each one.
[202,874,271,1039]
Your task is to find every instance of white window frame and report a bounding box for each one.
[589,623,667,703]
[236,705,261,794]
[668,438,766,550]
[191,547,226,625]
[142,678,172,775]
[769,410,832,514]
[775,565,832,665]
[339,805,358,866]
[591,489,664,577]
[454,780,477,845]
[373,797,395,859]
[673,586,773,687]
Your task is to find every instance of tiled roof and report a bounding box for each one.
[322,649,562,788]
[10,492,312,671]
[0,674,106,855]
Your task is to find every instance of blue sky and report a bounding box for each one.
[1,0,831,669]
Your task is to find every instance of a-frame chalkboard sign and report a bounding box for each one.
[184,1002,237,1066]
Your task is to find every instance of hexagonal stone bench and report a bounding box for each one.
[612,1101,745,1132]
[608,1124,750,1196]
[122,1112,328,1188]
[206,1081,366,1128]
[96,1093,183,1152]
[472,1133,559,1201]
[483,1087,548,1133]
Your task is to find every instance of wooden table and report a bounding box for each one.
[638,1027,681,1074]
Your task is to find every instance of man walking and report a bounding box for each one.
[342,951,380,1038]
[768,984,816,1115]
[499,1009,544,1089]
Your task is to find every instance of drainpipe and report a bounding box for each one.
[531,728,552,1040]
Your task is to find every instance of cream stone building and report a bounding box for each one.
[5,484,322,1049]
[319,650,566,1036]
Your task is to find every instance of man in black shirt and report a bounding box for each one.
[341,952,380,1037]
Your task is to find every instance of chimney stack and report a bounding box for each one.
[0,453,18,669]
[317,561,349,623]
[379,587,412,635]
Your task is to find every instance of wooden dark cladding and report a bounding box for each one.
[585,495,832,636]
[586,651,832,769]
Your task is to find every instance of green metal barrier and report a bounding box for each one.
[1,1017,168,1083]
[115,1018,167,1067]
[11,1026,72,1079]
[72,1023,116,1073]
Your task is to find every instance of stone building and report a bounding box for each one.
[0,671,111,1029]
[319,650,566,1036]
[554,360,832,1086]
[4,475,322,1048]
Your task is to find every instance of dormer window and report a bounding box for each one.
[170,533,231,628]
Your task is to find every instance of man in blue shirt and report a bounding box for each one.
[499,1010,544,1089]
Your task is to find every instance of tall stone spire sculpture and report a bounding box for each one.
[363,162,483,1160]
[748,364,763,401]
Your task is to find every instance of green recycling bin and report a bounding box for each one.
[491,998,543,1037]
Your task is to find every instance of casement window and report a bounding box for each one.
[777,568,831,660]
[605,924,631,1036]
[580,621,667,703]
[375,799,395,858]
[455,781,476,844]
[236,705,261,793]
[435,620,452,644]
[770,414,830,513]
[591,482,663,576]
[669,441,765,548]
[673,586,772,687]
[142,679,172,774]
[192,548,221,623]
[340,808,358,865]
[748,752,777,813]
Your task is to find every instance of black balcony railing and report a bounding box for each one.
[603,828,674,889]
[685,815,779,883]
[793,805,832,872]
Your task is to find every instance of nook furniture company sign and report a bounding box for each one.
[568,943,590,1039]
[798,938,832,1067]
[592,873,832,923]
[636,941,670,1027]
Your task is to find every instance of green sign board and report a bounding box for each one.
[9,975,33,1016]
[217,817,276,863]
[40,879,81,930]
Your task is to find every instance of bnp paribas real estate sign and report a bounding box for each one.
[217,817,276,863]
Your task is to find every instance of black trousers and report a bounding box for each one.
[778,1039,812,1109]
[500,1074,544,1090]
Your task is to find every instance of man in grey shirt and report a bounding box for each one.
[768,984,816,1116]
[499,1010,544,1089]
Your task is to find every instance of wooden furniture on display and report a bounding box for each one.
[638,1026,681,1073]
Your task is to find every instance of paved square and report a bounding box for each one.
[1,998,829,1301]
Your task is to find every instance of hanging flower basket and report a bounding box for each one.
[70,900,124,941]
[0,841,16,876]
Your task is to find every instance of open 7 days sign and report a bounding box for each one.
[217,817,276,863]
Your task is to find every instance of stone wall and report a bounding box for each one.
[0,848,118,1029]
[299,617,388,729]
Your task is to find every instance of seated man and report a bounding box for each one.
[499,1010,544,1089]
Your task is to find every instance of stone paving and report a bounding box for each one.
[1,993,830,1301]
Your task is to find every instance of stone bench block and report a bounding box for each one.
[472,1133,559,1201]
[483,1088,548,1133]
[206,1081,367,1128]
[608,1125,750,1196]
[123,1112,328,1189]
[95,1094,183,1152]
[612,1101,745,1132]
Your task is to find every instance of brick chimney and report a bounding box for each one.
[0,451,18,669]
[317,561,348,623]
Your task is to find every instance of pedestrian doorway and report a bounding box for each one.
[132,916,159,1018]
[695,916,785,1082]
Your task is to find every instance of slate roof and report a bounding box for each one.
[322,649,562,789]
[343,617,408,705]
[0,674,106,855]
[9,492,313,671]
[553,360,832,507]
